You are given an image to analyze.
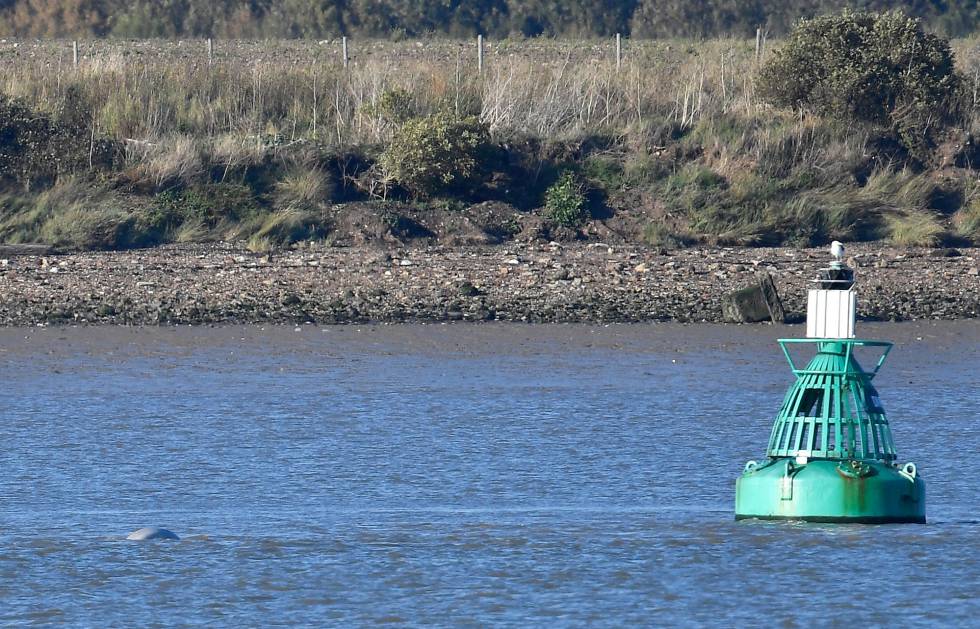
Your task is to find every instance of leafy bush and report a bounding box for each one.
[151,183,259,228]
[380,113,493,198]
[545,172,588,228]
[373,88,417,124]
[758,11,964,157]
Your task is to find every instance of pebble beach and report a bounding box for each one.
[0,242,976,326]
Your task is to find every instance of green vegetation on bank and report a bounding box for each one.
[759,11,964,160]
[2,12,980,251]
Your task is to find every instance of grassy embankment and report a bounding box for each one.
[1,38,979,251]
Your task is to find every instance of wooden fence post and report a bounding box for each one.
[477,34,484,74]
[72,40,78,67]
[207,38,213,65]
[342,36,349,69]
[616,33,622,71]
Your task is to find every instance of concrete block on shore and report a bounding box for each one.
[721,273,785,323]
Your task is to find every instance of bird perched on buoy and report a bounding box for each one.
[831,240,845,262]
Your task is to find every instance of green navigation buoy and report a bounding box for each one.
[735,243,925,523]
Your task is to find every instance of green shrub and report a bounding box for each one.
[545,172,588,228]
[380,113,493,198]
[152,189,207,227]
[151,183,259,228]
[759,11,964,157]
[360,88,417,129]
[377,88,416,124]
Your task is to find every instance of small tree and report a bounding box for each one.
[379,112,492,198]
[545,171,588,228]
[758,11,964,157]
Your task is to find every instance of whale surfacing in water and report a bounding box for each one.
[126,527,179,541]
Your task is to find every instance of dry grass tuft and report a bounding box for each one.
[141,136,205,187]
[953,200,980,243]
[859,169,934,210]
[38,205,134,250]
[253,207,319,243]
[173,219,210,243]
[209,133,266,174]
[642,223,688,248]
[884,211,944,246]
[0,177,113,246]
[246,234,274,252]
[274,165,333,210]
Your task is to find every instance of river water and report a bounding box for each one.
[0,322,977,626]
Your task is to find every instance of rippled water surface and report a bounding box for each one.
[1,321,978,626]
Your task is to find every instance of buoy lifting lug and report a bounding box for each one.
[898,462,918,482]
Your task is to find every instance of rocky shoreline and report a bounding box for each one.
[0,243,976,326]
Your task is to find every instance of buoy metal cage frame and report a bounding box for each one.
[768,338,897,462]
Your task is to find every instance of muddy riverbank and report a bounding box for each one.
[0,243,976,325]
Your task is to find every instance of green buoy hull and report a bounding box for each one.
[736,338,925,524]
[736,459,925,523]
